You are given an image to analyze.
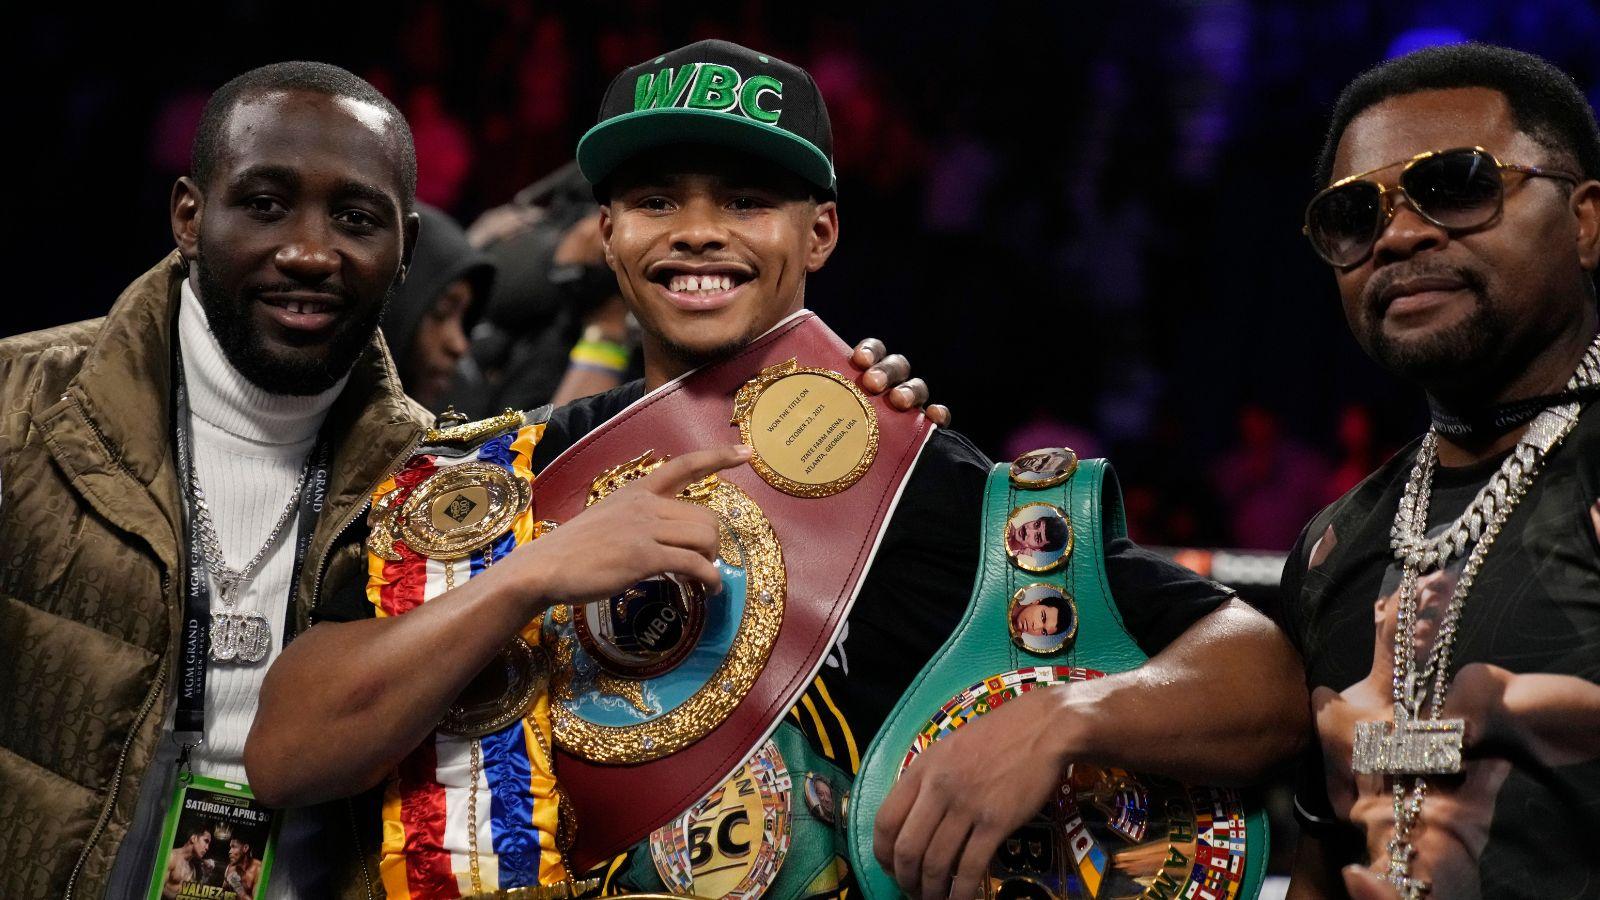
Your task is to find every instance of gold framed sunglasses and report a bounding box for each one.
[1303,146,1580,267]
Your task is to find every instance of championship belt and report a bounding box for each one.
[531,310,933,869]
[846,450,1268,900]
[366,412,575,899]
[603,720,855,900]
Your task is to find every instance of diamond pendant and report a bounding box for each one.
[1352,703,1464,776]
[1384,867,1432,897]
[1384,839,1432,898]
[209,612,273,664]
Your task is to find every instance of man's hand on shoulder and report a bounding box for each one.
[852,337,951,427]
[873,687,1078,900]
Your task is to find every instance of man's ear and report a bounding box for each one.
[1573,178,1600,273]
[598,204,618,271]
[806,201,839,273]
[399,211,422,283]
[171,177,203,263]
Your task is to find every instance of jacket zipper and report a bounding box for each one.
[67,392,144,486]
[62,393,180,898]
[348,796,377,900]
[64,578,172,899]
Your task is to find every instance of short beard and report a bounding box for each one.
[194,243,394,395]
[648,319,774,375]
[1356,263,1508,387]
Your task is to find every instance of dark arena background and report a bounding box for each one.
[10,1,1599,891]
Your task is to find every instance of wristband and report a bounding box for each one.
[569,337,630,373]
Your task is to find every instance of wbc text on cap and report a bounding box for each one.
[577,39,837,198]
[634,63,784,125]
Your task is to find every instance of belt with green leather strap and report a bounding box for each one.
[602,719,855,899]
[846,453,1268,899]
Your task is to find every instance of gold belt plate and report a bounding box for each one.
[547,451,786,764]
[394,461,532,560]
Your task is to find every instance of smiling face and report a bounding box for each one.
[1328,87,1597,399]
[172,89,419,395]
[599,145,838,385]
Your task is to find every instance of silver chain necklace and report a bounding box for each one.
[1355,334,1600,897]
[178,413,312,665]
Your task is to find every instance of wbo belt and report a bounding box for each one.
[529,309,933,868]
[846,449,1269,900]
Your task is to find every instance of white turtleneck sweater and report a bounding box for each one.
[177,279,347,783]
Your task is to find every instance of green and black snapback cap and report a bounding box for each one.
[577,39,837,199]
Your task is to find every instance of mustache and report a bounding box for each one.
[1362,262,1487,316]
[247,281,354,302]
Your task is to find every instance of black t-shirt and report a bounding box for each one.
[1280,401,1600,898]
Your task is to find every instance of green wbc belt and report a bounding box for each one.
[847,451,1267,900]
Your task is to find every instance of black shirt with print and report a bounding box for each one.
[1280,400,1600,899]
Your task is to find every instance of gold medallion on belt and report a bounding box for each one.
[731,359,879,499]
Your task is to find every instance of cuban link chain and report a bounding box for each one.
[1373,333,1599,896]
[180,412,313,664]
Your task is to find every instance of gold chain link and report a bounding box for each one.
[468,738,483,893]
[457,506,572,895]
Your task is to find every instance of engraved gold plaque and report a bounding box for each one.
[397,462,531,560]
[732,359,879,498]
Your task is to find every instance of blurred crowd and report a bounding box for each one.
[16,0,1600,550]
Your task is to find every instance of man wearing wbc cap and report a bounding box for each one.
[245,39,1308,899]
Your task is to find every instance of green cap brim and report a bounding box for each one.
[577,108,836,197]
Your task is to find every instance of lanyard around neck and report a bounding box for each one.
[170,352,334,743]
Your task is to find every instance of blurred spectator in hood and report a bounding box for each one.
[383,204,494,410]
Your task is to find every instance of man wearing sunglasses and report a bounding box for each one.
[1283,44,1600,899]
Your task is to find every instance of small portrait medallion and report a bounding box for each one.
[1004,503,1073,573]
[574,574,708,679]
[1008,584,1078,655]
[803,773,838,826]
[1008,447,1079,490]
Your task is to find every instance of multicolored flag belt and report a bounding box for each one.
[367,423,570,898]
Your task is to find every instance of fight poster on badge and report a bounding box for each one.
[146,774,276,900]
